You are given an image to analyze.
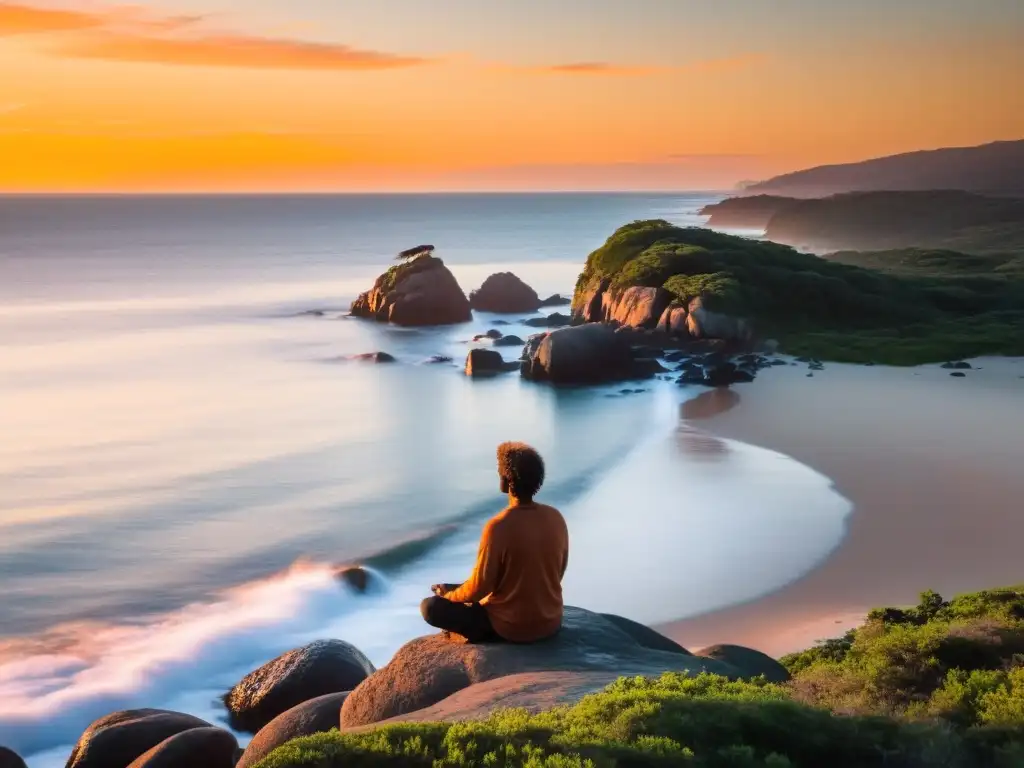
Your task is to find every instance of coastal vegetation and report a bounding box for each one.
[701,190,1024,255]
[259,586,1024,767]
[573,220,1024,364]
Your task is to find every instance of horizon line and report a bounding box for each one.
[0,188,736,197]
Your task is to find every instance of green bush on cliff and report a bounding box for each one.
[784,587,1024,728]
[575,220,1024,363]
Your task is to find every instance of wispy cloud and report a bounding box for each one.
[541,61,663,76]
[0,102,26,114]
[501,54,765,78]
[1,2,429,71]
[56,31,431,70]
[0,2,102,35]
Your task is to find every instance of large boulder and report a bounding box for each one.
[224,639,375,733]
[698,644,791,683]
[520,324,638,385]
[657,303,690,336]
[598,614,691,656]
[65,709,210,768]
[235,693,349,768]
[350,255,471,326]
[125,728,237,768]
[469,273,541,313]
[0,747,26,768]
[348,671,628,730]
[464,349,518,377]
[340,606,738,729]
[685,297,750,341]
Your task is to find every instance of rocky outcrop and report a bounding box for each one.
[464,349,518,377]
[125,727,237,768]
[520,324,640,385]
[602,286,672,329]
[656,303,689,335]
[340,607,738,729]
[350,255,471,326]
[235,693,350,768]
[224,639,375,733]
[572,277,751,345]
[66,709,211,768]
[699,644,791,683]
[572,277,609,324]
[0,747,26,768]
[469,273,541,313]
[699,195,796,229]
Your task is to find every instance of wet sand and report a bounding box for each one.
[657,357,1024,658]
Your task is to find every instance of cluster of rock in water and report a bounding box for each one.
[9,566,790,768]
[346,254,781,388]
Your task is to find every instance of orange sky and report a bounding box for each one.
[1,0,1022,191]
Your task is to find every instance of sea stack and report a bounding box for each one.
[350,252,472,326]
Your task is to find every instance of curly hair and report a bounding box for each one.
[496,441,545,501]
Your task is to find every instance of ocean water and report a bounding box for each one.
[0,193,852,764]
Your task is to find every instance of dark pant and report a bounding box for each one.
[420,594,502,643]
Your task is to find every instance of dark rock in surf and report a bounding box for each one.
[126,728,237,768]
[350,255,471,327]
[941,360,972,370]
[224,640,375,733]
[950,371,967,377]
[492,334,525,348]
[465,349,518,377]
[0,747,26,768]
[699,644,790,683]
[523,312,572,328]
[335,565,373,593]
[472,329,504,341]
[539,294,571,307]
[469,273,541,313]
[66,709,211,768]
[424,355,453,364]
[235,693,350,768]
[352,352,396,364]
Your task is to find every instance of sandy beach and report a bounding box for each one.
[658,356,1024,658]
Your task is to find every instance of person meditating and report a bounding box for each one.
[420,441,568,643]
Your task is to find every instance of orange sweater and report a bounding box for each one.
[444,501,569,642]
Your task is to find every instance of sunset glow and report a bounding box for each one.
[1,0,1022,191]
